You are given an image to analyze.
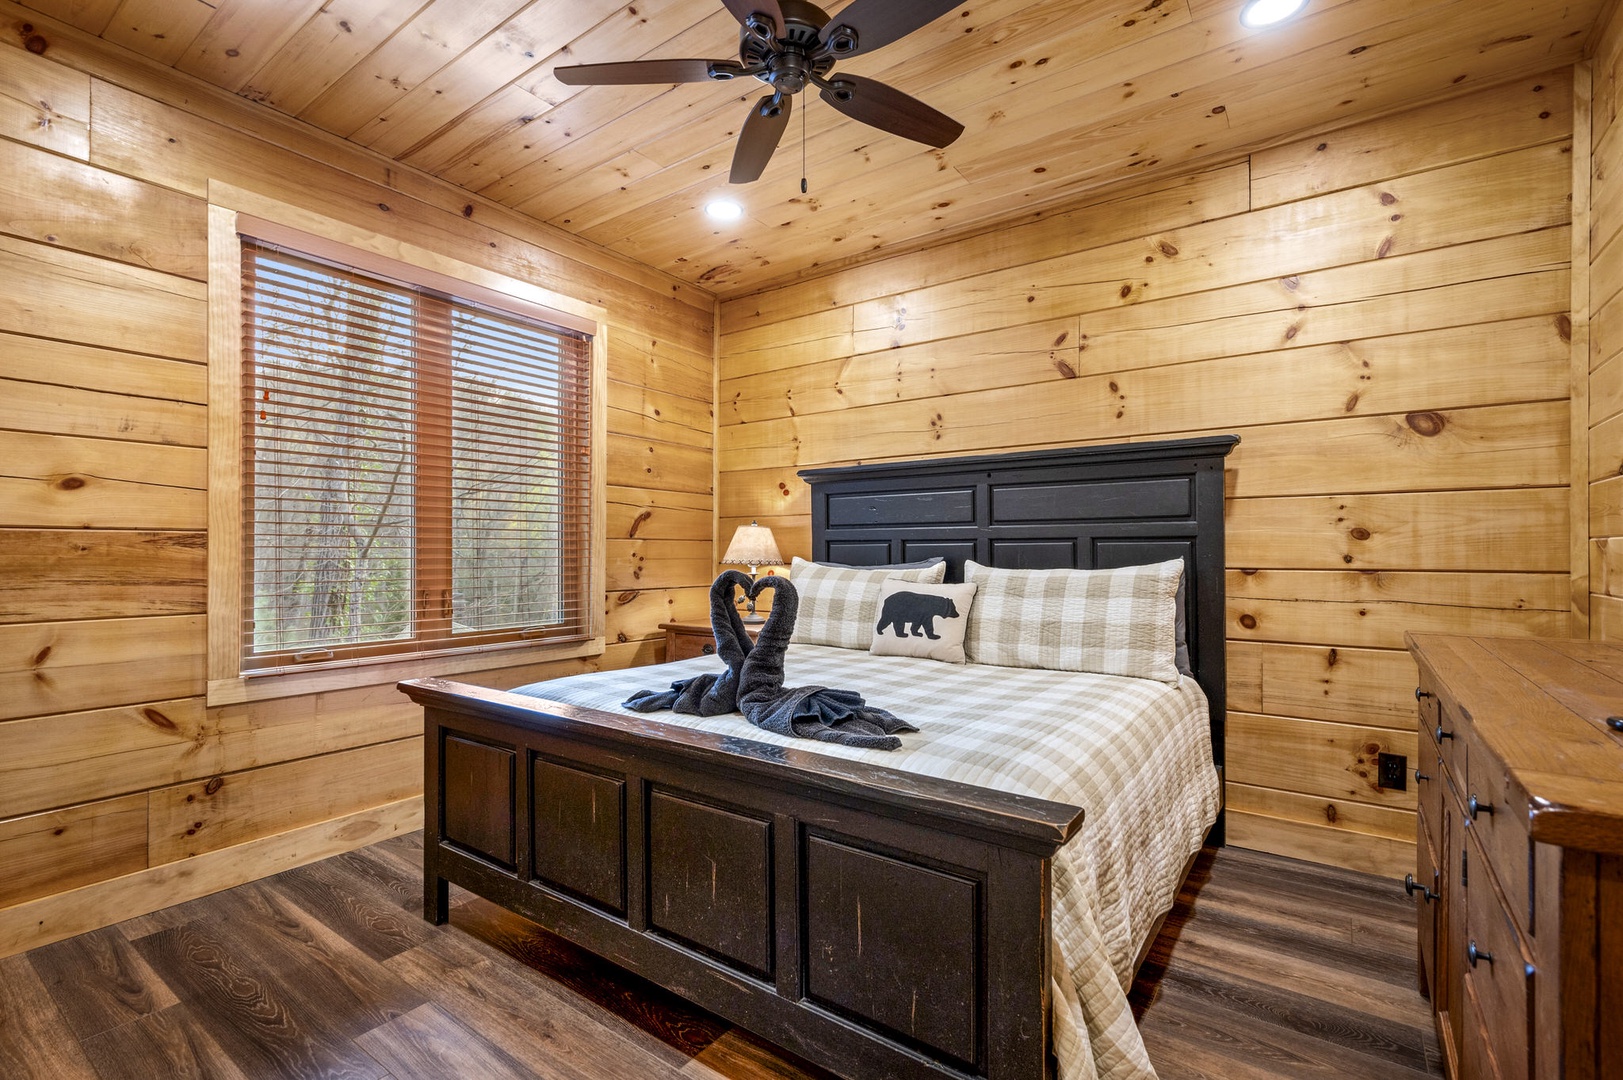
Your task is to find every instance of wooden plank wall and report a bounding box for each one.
[717,73,1579,879]
[1591,7,1623,640]
[0,21,715,957]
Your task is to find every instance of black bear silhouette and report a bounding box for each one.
[874,590,961,640]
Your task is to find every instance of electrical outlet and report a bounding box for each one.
[1378,752,1407,791]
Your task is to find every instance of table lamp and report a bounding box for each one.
[721,521,785,623]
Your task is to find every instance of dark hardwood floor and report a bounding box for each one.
[0,833,1440,1079]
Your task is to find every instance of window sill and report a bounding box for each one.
[206,636,606,706]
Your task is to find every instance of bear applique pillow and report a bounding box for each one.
[869,579,978,663]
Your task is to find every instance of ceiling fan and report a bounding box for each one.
[555,0,971,183]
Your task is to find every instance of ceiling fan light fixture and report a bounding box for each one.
[705,198,745,222]
[1239,0,1307,28]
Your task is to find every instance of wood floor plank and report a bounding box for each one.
[353,1002,540,1080]
[0,953,99,1079]
[134,920,389,1079]
[679,1030,839,1079]
[78,1002,252,1080]
[263,856,438,963]
[451,897,728,1063]
[27,924,179,1040]
[195,881,426,1040]
[383,927,691,1080]
[1140,974,1437,1080]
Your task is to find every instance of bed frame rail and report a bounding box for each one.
[402,676,1085,1080]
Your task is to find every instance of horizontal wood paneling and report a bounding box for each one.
[1250,644,1417,731]
[0,616,206,722]
[147,737,421,864]
[0,530,205,622]
[0,31,713,951]
[717,76,1577,874]
[0,680,427,821]
[1227,570,1571,649]
[0,430,206,530]
[1248,71,1572,210]
[1225,809,1416,881]
[0,794,148,908]
[1226,490,1566,573]
[1227,712,1418,810]
[0,698,207,819]
[0,233,206,360]
[0,136,207,279]
[0,30,89,157]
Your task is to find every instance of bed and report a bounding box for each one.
[398,435,1238,1080]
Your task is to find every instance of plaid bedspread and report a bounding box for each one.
[513,643,1221,1080]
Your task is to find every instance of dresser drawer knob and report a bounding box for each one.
[1467,941,1492,968]
[1467,795,1494,819]
[1403,873,1438,903]
[701,642,715,655]
[1434,724,1454,743]
[1608,716,1623,733]
[1413,769,1430,784]
[1415,688,1432,702]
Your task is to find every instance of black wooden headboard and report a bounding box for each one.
[798,435,1239,769]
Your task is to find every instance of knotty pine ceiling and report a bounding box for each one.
[17,0,1610,296]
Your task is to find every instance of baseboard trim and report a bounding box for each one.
[0,796,424,958]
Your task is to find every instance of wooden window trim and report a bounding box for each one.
[207,201,606,706]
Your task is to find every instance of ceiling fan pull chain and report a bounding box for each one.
[801,95,809,194]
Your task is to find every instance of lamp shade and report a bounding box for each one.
[721,522,785,568]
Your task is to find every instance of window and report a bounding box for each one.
[236,237,596,673]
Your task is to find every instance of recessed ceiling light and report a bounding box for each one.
[705,198,743,222]
[1239,0,1307,28]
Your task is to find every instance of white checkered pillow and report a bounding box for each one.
[789,557,948,650]
[963,559,1183,683]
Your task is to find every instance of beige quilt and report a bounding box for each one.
[515,643,1221,1080]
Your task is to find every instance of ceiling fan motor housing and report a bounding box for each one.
[740,1,838,93]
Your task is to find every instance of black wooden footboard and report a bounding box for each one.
[400,677,1084,1080]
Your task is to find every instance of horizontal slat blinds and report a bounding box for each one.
[240,239,593,670]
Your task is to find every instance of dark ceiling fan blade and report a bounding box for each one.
[730,92,793,184]
[820,0,972,59]
[720,0,785,31]
[819,74,963,147]
[555,59,736,85]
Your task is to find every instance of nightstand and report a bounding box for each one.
[660,621,760,662]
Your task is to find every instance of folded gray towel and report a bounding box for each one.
[734,577,916,750]
[623,569,754,715]
[626,574,915,750]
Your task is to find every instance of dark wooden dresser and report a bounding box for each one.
[1405,634,1623,1080]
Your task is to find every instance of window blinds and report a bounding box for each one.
[239,239,593,669]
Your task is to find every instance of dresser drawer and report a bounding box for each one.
[1430,698,1467,791]
[1417,726,1445,836]
[1462,733,1532,937]
[1415,807,1443,1001]
[1463,830,1534,1080]
[1459,979,1504,1080]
